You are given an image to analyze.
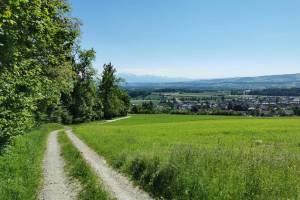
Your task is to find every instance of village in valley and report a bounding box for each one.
[130,90,300,116]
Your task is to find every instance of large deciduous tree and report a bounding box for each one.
[0,0,79,145]
[69,49,99,123]
[0,0,131,148]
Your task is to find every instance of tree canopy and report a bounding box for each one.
[0,0,129,147]
[100,63,130,119]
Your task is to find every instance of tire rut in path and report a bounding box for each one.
[66,129,153,200]
[39,130,79,200]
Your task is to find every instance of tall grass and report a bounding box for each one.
[0,123,62,200]
[73,114,300,199]
[122,145,300,199]
[58,132,113,200]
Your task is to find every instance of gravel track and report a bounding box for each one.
[39,130,79,200]
[66,128,153,200]
[105,116,131,123]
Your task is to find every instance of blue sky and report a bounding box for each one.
[69,0,300,79]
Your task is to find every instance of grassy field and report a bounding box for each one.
[73,115,300,199]
[0,124,62,200]
[58,132,113,200]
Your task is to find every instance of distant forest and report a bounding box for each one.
[249,88,300,96]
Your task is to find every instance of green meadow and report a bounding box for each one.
[73,114,300,199]
[0,124,62,200]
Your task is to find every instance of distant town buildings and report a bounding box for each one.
[160,94,300,116]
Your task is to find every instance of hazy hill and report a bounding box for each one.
[121,73,300,90]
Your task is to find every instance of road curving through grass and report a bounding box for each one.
[0,124,62,200]
[58,131,113,200]
[39,130,79,200]
[66,128,153,200]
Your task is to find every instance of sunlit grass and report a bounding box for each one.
[58,132,113,200]
[0,124,62,200]
[73,114,300,199]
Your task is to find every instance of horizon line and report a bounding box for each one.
[118,71,300,81]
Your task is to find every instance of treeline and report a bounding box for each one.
[249,88,300,96]
[0,0,129,146]
[131,101,161,114]
[154,88,218,93]
[127,89,152,99]
[126,88,225,99]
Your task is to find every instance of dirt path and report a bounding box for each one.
[66,129,153,200]
[39,130,79,200]
[105,116,131,123]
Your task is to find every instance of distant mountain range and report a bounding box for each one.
[120,73,300,90]
[118,73,192,83]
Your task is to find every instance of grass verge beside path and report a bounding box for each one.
[73,114,300,199]
[0,123,62,200]
[58,131,113,200]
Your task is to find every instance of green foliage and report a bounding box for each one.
[249,88,300,96]
[293,107,300,116]
[58,132,112,200]
[69,49,99,123]
[131,101,156,114]
[0,0,130,144]
[99,63,130,119]
[0,0,79,144]
[0,123,62,200]
[73,115,300,199]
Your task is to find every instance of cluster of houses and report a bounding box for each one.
[161,95,300,116]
